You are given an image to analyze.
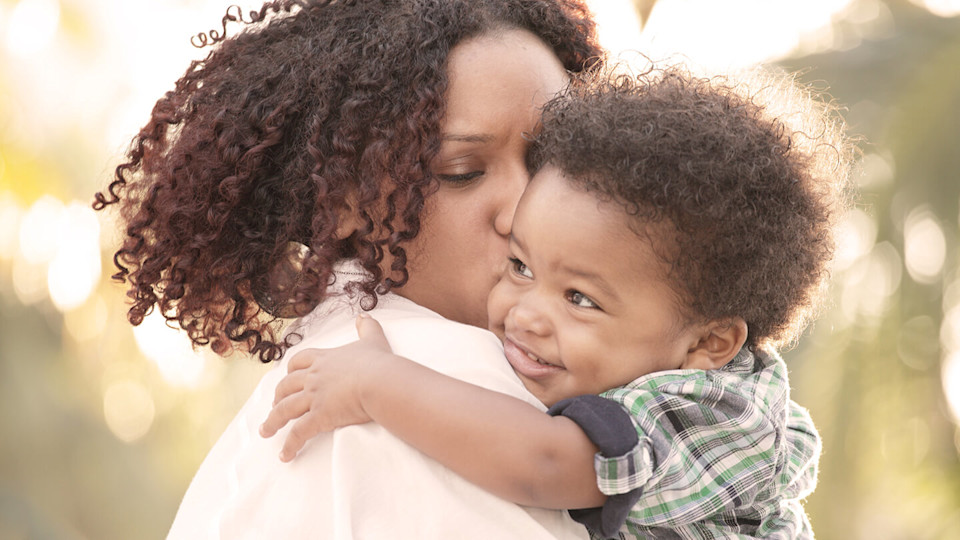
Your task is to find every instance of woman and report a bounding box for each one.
[96,0,603,537]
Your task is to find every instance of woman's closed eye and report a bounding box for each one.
[437,171,484,184]
[508,257,533,278]
[566,290,599,309]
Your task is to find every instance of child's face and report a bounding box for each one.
[487,166,704,407]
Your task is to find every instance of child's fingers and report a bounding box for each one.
[279,415,325,462]
[260,393,310,438]
[356,313,391,351]
[273,370,306,406]
[287,348,321,373]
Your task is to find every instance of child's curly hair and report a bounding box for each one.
[94,0,602,362]
[529,65,853,349]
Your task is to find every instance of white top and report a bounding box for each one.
[166,264,587,540]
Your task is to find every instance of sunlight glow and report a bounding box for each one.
[841,241,902,321]
[913,0,960,17]
[859,152,896,190]
[0,191,20,259]
[627,0,857,71]
[11,196,102,310]
[18,195,64,264]
[64,295,109,342]
[11,254,47,305]
[132,310,208,388]
[834,208,878,272]
[47,202,102,311]
[942,351,960,424]
[103,379,155,443]
[587,0,642,56]
[904,207,946,284]
[4,0,60,59]
[879,416,931,466]
[898,315,939,371]
[943,304,960,354]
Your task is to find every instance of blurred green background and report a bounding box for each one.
[0,0,958,538]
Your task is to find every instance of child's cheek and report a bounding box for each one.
[486,276,513,338]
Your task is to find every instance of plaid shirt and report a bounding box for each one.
[550,348,821,540]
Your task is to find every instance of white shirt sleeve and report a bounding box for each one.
[166,294,587,540]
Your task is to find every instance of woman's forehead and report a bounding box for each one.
[443,28,569,127]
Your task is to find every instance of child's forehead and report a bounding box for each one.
[522,166,676,249]
[517,167,674,275]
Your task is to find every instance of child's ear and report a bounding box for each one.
[680,318,748,371]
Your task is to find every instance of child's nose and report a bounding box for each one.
[508,296,550,337]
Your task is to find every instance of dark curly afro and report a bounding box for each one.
[94,0,603,362]
[529,65,853,350]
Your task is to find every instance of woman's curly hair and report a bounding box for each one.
[94,0,602,362]
[529,65,854,350]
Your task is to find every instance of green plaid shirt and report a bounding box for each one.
[590,348,820,539]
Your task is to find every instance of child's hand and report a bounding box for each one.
[259,314,394,462]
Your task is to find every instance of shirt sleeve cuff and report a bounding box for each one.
[547,394,638,456]
[547,395,648,538]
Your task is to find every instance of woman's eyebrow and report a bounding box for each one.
[442,133,495,143]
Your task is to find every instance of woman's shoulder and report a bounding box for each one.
[289,287,494,348]
[279,260,536,403]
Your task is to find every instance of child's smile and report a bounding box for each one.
[502,336,564,378]
[487,165,709,407]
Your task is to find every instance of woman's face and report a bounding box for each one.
[394,28,569,327]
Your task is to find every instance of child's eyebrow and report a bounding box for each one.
[560,265,618,301]
[510,232,619,302]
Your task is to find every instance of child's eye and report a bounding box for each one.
[566,290,599,309]
[437,171,484,184]
[509,257,533,278]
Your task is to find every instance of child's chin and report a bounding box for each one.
[525,385,559,408]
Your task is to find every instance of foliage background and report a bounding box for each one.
[0,0,958,538]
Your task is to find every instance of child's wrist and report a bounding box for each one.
[356,351,401,421]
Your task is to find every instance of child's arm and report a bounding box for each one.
[260,313,606,510]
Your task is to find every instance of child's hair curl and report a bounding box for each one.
[530,64,853,349]
[94,0,602,362]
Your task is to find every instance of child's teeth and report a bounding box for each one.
[521,347,554,367]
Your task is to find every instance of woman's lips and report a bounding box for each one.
[503,338,563,380]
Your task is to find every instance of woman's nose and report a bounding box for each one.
[493,166,529,237]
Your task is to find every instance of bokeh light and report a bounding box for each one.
[132,310,208,388]
[859,152,896,190]
[64,295,108,342]
[9,195,102,310]
[102,379,156,443]
[625,0,860,70]
[0,191,20,259]
[2,1,959,539]
[11,252,48,305]
[943,351,960,424]
[835,207,878,271]
[47,201,102,311]
[913,0,960,17]
[4,0,60,59]
[18,194,64,264]
[841,241,903,321]
[904,206,946,284]
[943,304,960,355]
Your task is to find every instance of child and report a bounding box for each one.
[261,65,851,539]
